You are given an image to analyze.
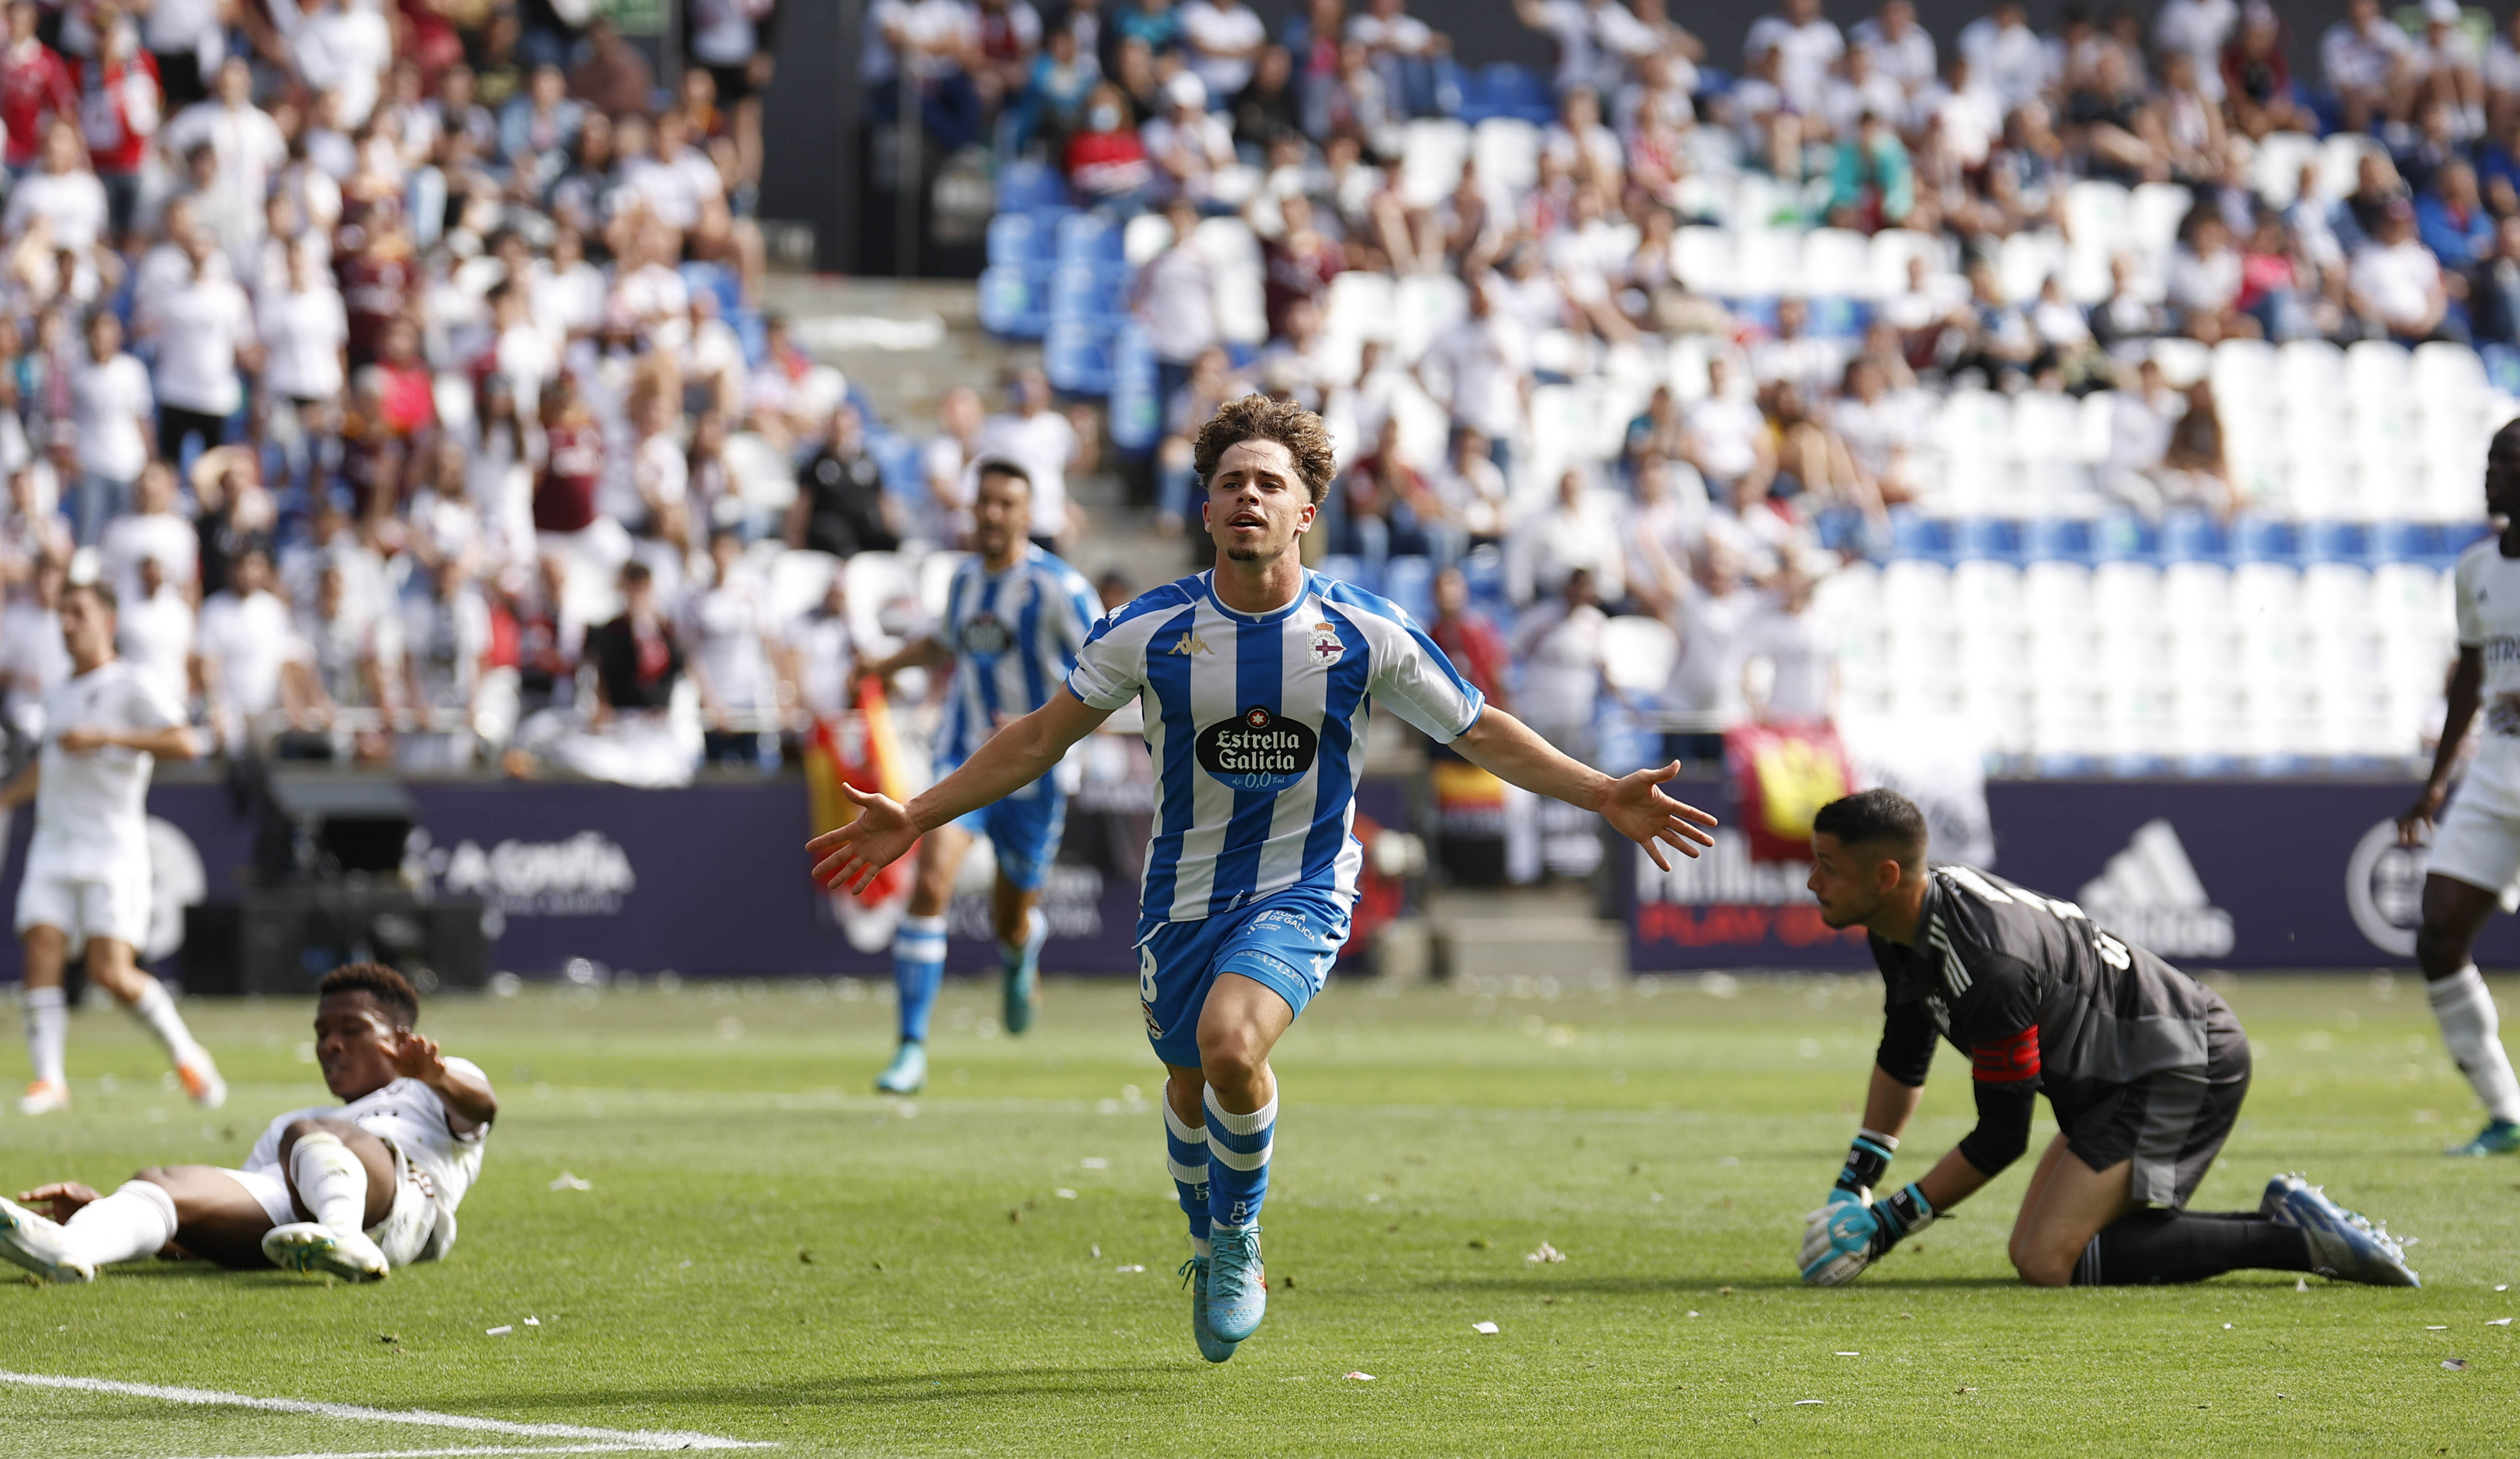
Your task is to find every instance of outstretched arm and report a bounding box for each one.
[1451,707,1717,869]
[810,688,1114,892]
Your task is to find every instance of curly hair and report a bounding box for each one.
[319,962,421,1028]
[1191,393,1338,505]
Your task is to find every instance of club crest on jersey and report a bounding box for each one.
[1169,629,1213,656]
[1195,704,1318,792]
[958,611,1014,657]
[1309,621,1343,666]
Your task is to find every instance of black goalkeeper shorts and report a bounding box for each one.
[2062,1004,2250,1210]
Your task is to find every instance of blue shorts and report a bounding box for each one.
[1134,886,1350,1069]
[946,780,1068,893]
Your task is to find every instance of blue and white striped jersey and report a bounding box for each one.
[936,546,1102,798]
[1065,569,1485,924]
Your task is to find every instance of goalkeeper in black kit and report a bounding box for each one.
[1796,789,2418,1290]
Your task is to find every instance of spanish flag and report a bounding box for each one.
[805,677,919,918]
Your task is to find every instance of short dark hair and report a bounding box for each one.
[318,962,420,1027]
[1193,393,1338,505]
[1812,788,1928,869]
[61,578,116,614]
[973,457,1033,491]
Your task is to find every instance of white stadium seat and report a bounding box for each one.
[1601,616,1679,697]
[1473,117,1541,193]
[1397,118,1472,209]
[1800,228,1874,299]
[2251,131,2321,205]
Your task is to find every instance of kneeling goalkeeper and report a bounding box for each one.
[1798,789,2416,1289]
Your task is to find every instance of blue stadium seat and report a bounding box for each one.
[2302,519,2373,565]
[1382,554,1437,623]
[2481,343,2520,396]
[1317,553,1375,592]
[2438,518,2494,566]
[730,307,768,368]
[1808,298,1869,339]
[2230,516,2302,565]
[2159,510,2228,563]
[868,430,923,500]
[997,160,1070,213]
[1048,262,1130,326]
[1886,509,1952,562]
[2374,520,2435,565]
[1950,517,2022,563]
[1055,212,1125,269]
[2022,516,2094,563]
[988,212,1043,269]
[1108,324,1161,453]
[1461,544,1508,610]
[1044,320,1115,395]
[2090,511,2158,563]
[979,264,1051,338]
[1479,63,1556,124]
[679,261,742,318]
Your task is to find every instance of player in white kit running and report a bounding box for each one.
[0,963,497,1283]
[2402,419,2520,1156]
[0,578,223,1115]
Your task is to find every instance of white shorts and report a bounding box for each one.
[2425,792,2520,911]
[229,1138,446,1270]
[13,862,150,952]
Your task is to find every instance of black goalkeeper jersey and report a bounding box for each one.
[1867,863,2234,1175]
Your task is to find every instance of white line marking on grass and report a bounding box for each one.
[165,1447,675,1458]
[0,1371,775,1451]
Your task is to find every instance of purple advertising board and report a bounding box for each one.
[1627,775,2475,971]
[0,774,1413,985]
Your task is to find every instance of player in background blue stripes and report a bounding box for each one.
[854,461,1102,1095]
[810,396,1718,1361]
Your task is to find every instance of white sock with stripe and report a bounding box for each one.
[2430,966,2520,1125]
[1204,1088,1276,1231]
[1163,1102,1212,1258]
[23,985,66,1088]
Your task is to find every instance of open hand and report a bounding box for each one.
[386,1029,449,1085]
[2399,783,2446,848]
[1597,762,1719,871]
[806,784,920,894]
[18,1182,101,1222]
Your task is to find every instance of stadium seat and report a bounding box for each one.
[1601,616,1679,698]
[1476,62,1556,124]
[1998,231,2067,306]
[1729,227,1802,300]
[2159,510,2229,563]
[2231,516,2302,565]
[2303,519,2374,566]
[1887,511,1954,563]
[1398,118,1472,209]
[1107,324,1161,453]
[996,159,1070,213]
[1867,229,1948,299]
[1391,273,1469,363]
[1323,271,1397,343]
[1798,229,1872,302]
[1056,211,1125,268]
[1044,319,1115,395]
[1317,553,1375,592]
[2318,131,2388,201]
[1672,226,1736,297]
[987,211,1045,270]
[1473,118,1541,193]
[1121,212,1174,267]
[917,549,968,620]
[2023,516,2095,563]
[1047,262,1127,328]
[768,549,842,626]
[2250,132,2320,206]
[845,551,920,648]
[1382,554,1437,624]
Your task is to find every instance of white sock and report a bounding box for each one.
[2429,966,2520,1125]
[24,985,65,1087]
[57,1180,177,1267]
[125,980,204,1067]
[288,1132,370,1236]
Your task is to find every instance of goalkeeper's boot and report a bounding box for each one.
[1206,1222,1267,1343]
[1002,909,1047,1036]
[2446,1118,2520,1156]
[177,1053,227,1110]
[18,1079,68,1116]
[261,1222,390,1282]
[874,1040,927,1096]
[0,1195,92,1283]
[1180,1256,1239,1363]
[2261,1173,2420,1287]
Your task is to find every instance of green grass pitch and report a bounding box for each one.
[1,971,2515,1456]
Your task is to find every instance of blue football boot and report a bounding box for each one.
[2261,1173,2420,1287]
[874,1041,927,1096]
[1180,1257,1239,1363]
[1206,1223,1268,1343]
[2447,1118,2520,1157]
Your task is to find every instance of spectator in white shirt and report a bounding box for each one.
[1683,355,1777,509]
[1513,0,1633,100]
[1140,71,1237,205]
[683,527,781,766]
[2321,0,2411,134]
[117,551,195,708]
[98,460,196,607]
[977,365,1083,547]
[65,308,150,545]
[1420,282,1532,474]
[291,0,392,127]
[782,574,865,726]
[1132,196,1221,406]
[4,119,110,254]
[258,240,348,407]
[399,554,494,768]
[196,542,312,753]
[1957,1,2049,111]
[1182,0,1266,99]
[1509,467,1626,606]
[147,228,258,465]
[1850,0,1935,96]
[1660,535,1753,753]
[159,57,286,237]
[2151,0,2237,103]
[2349,198,2454,342]
[1509,564,1612,762]
[1744,0,1845,116]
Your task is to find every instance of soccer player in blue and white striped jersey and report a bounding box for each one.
[856,462,1100,1095]
[810,397,1717,1361]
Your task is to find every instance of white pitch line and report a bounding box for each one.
[164,1447,671,1458]
[0,1370,775,1451]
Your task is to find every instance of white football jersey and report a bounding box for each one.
[2456,537,2520,815]
[249,1057,495,1229]
[29,659,184,878]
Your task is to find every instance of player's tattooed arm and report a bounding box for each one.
[389,1031,499,1129]
[2403,644,2481,846]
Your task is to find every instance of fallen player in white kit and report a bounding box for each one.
[0,963,496,1283]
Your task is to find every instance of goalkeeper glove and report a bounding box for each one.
[1800,1182,1936,1287]
[1831,1129,1899,1205]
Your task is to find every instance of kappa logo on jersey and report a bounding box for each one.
[1309,621,1343,666]
[958,611,1014,657]
[2074,819,2236,958]
[1195,705,1319,791]
[1169,630,1213,655]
